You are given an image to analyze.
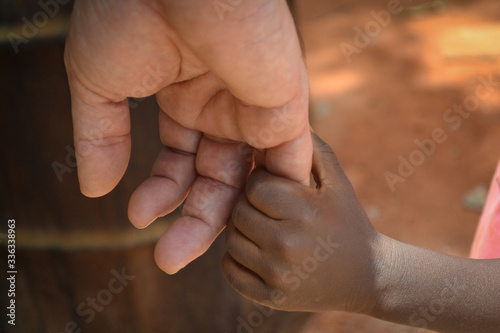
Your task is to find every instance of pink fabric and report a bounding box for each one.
[470,160,500,259]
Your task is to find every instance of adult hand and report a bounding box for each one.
[64,0,312,274]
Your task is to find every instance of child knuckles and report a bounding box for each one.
[271,234,300,263]
[261,261,286,287]
[247,169,266,189]
[246,179,269,205]
[224,228,240,254]
[231,200,245,224]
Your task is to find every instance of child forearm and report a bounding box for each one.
[369,234,500,333]
[222,133,500,332]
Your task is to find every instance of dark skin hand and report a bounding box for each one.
[223,132,500,333]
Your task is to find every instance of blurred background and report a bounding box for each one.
[1,0,499,332]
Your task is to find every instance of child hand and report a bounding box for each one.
[222,133,382,313]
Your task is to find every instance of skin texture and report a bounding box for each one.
[223,133,500,332]
[64,0,312,274]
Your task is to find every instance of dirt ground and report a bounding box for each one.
[294,0,500,332]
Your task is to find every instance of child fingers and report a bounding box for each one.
[245,168,313,220]
[221,253,269,304]
[225,219,263,275]
[311,132,351,191]
[231,195,278,247]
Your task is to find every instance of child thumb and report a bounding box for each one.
[311,132,350,190]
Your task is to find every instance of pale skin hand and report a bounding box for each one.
[64,0,312,274]
[224,133,500,332]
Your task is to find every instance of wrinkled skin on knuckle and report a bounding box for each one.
[221,254,243,290]
[224,221,238,253]
[270,232,304,266]
[230,195,263,238]
[260,258,285,289]
[222,254,264,303]
[251,283,279,308]
[230,197,245,226]
[319,176,352,209]
[291,196,318,230]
